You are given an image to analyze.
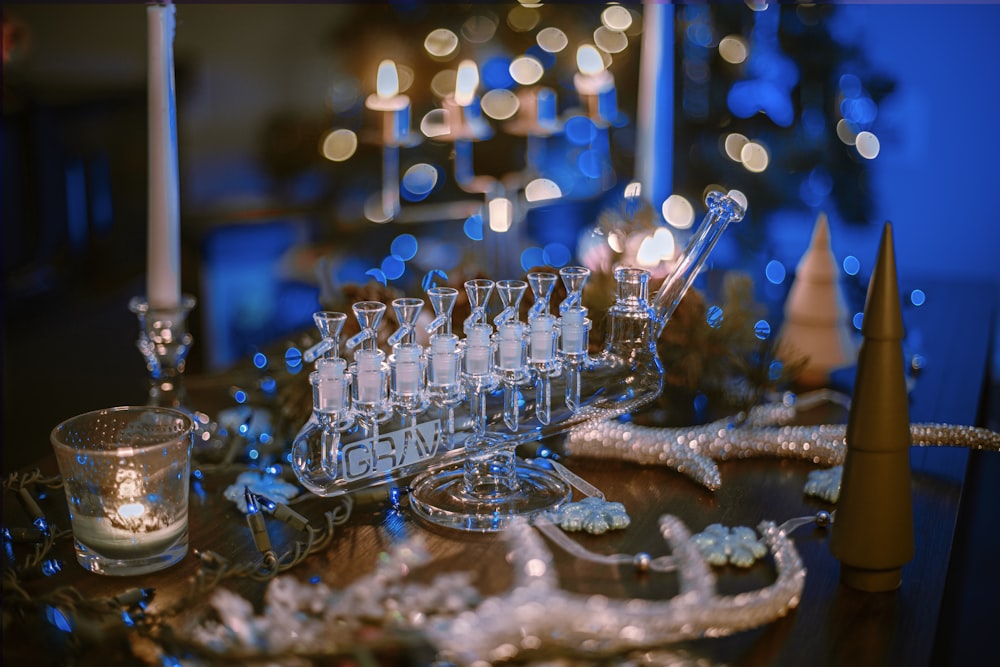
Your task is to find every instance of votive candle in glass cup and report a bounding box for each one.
[51,406,193,576]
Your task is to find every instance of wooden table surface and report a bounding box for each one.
[3,276,995,666]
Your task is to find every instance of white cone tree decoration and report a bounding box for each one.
[778,212,857,387]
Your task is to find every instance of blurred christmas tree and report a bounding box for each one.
[672,2,895,253]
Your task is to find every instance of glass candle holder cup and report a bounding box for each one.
[51,406,194,576]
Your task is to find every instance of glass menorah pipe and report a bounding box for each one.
[290,190,745,497]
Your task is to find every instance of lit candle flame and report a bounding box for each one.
[455,60,480,107]
[118,502,147,521]
[488,197,513,232]
[376,59,400,99]
[576,44,605,76]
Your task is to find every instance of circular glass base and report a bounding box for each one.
[409,459,571,533]
[73,535,188,576]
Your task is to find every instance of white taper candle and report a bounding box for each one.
[146,2,181,309]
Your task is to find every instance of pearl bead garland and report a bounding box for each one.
[564,402,1000,491]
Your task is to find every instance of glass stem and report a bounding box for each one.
[503,382,520,432]
[472,388,488,436]
[535,374,551,425]
[565,362,581,413]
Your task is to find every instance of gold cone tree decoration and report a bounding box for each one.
[777,212,857,387]
[829,222,914,592]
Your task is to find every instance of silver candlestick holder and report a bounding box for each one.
[129,294,220,462]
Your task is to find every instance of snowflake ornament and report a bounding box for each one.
[543,496,631,534]
[224,471,300,513]
[804,465,842,503]
[691,524,767,568]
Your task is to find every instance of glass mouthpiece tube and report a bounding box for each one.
[651,190,746,336]
[303,338,334,364]
[387,324,411,347]
[344,329,371,350]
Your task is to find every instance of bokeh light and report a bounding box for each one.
[754,320,772,340]
[510,55,544,85]
[390,233,419,261]
[719,35,748,64]
[481,55,516,89]
[462,14,498,43]
[740,141,770,172]
[663,194,694,229]
[525,178,561,202]
[455,60,480,106]
[636,228,676,267]
[537,27,568,53]
[594,26,628,54]
[489,198,513,232]
[481,88,519,120]
[576,44,605,76]
[543,242,571,267]
[464,213,485,240]
[855,131,880,159]
[601,5,633,31]
[381,256,405,280]
[401,164,439,201]
[320,129,358,162]
[363,193,392,223]
[521,246,545,271]
[565,116,597,145]
[420,108,450,138]
[365,268,388,285]
[836,118,857,145]
[507,5,540,32]
[424,28,459,59]
[724,133,748,162]
[765,260,786,284]
[429,69,457,99]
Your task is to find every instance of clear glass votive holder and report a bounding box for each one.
[51,406,194,576]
